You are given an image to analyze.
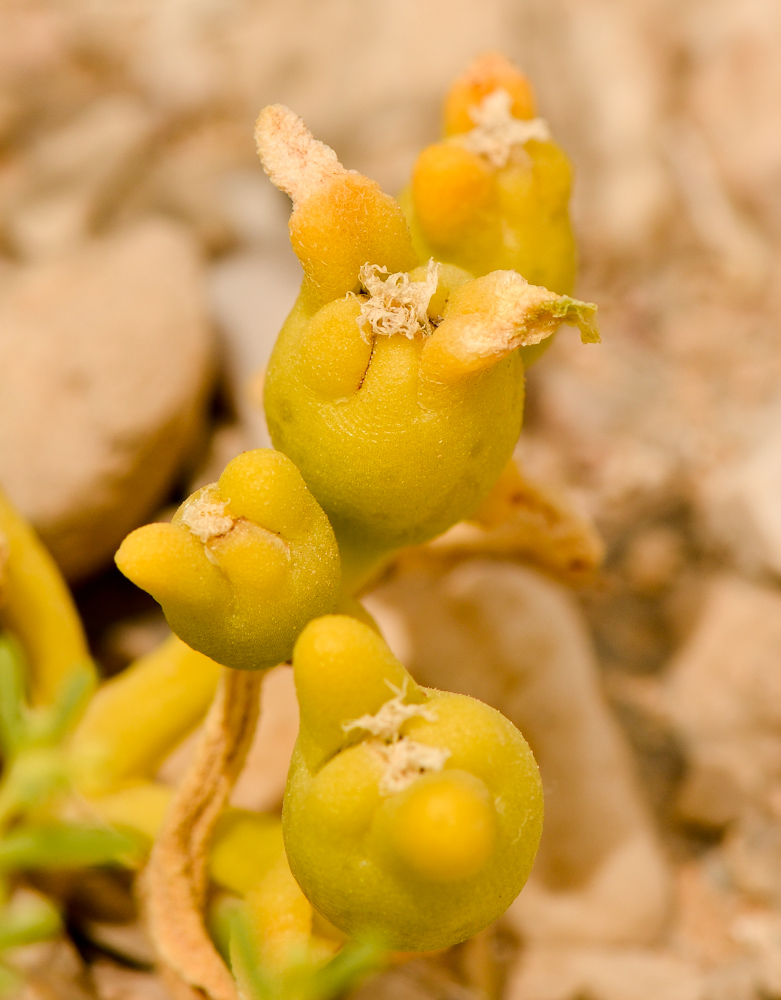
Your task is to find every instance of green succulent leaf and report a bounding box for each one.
[0,822,142,872]
[0,890,61,950]
[0,635,27,757]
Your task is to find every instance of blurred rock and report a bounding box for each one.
[514,0,674,259]
[81,921,155,968]
[188,423,251,493]
[366,561,671,945]
[680,0,781,240]
[208,246,301,447]
[89,962,169,1000]
[731,912,781,998]
[131,121,251,254]
[663,576,781,831]
[3,95,156,261]
[0,217,213,580]
[9,938,95,1000]
[348,957,479,1000]
[698,405,781,578]
[672,860,740,968]
[505,946,704,1000]
[623,525,687,596]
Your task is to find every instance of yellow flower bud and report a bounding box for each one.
[402,53,578,366]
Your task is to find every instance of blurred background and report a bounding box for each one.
[2,0,781,998]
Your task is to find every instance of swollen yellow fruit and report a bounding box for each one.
[115,450,340,670]
[283,615,543,951]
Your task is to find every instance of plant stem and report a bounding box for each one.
[146,667,263,1000]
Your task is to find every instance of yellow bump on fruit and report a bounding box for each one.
[387,771,497,882]
[115,522,224,609]
[297,297,373,400]
[412,144,493,246]
[217,448,311,539]
[293,615,413,761]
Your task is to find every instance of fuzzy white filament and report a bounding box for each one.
[343,679,437,740]
[372,738,451,795]
[456,88,551,169]
[180,490,235,543]
[356,259,440,344]
[343,680,450,794]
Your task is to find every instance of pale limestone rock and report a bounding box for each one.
[663,576,781,829]
[134,120,252,253]
[8,938,94,1000]
[0,218,213,580]
[505,946,704,1000]
[680,0,781,240]
[365,561,671,946]
[512,0,673,257]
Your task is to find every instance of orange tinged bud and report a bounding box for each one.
[444,52,536,136]
[411,144,493,246]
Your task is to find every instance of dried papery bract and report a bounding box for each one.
[420,270,598,383]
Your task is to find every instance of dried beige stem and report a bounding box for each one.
[146,667,263,1000]
[395,460,604,587]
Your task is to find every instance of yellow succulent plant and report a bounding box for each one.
[283,615,543,951]
[256,104,597,590]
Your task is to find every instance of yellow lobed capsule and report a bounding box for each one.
[402,53,578,367]
[115,450,340,670]
[256,107,597,590]
[283,615,543,951]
